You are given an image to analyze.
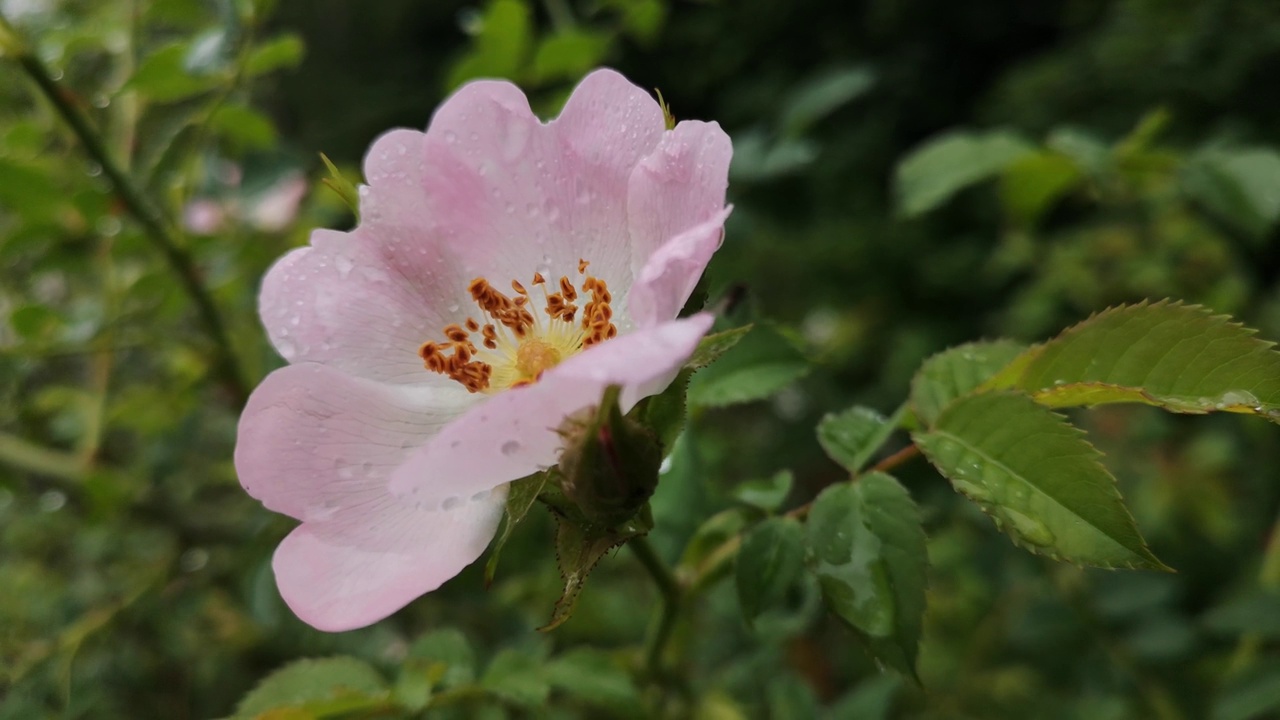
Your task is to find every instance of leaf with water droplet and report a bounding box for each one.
[910,340,1027,426]
[817,403,907,474]
[914,391,1168,570]
[985,301,1280,424]
[804,473,927,678]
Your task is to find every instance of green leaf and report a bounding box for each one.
[9,304,64,341]
[123,43,224,102]
[631,368,691,453]
[1000,150,1082,227]
[910,340,1028,426]
[1203,590,1280,639]
[1212,659,1280,720]
[235,657,387,717]
[736,516,805,625]
[542,511,651,630]
[913,391,1167,570]
[545,648,642,717]
[686,324,753,370]
[804,473,927,677]
[1182,147,1280,240]
[485,472,549,585]
[481,648,550,708]
[895,128,1034,217]
[319,152,360,218]
[210,103,277,149]
[988,302,1280,423]
[679,507,752,579]
[730,469,794,513]
[686,325,809,408]
[446,0,532,89]
[531,29,611,83]
[407,628,476,689]
[245,33,305,76]
[817,404,905,473]
[780,66,875,136]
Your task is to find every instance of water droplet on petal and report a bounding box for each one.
[442,496,463,510]
[501,440,521,456]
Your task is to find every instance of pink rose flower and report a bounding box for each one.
[234,69,732,631]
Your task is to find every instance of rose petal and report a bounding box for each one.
[359,129,431,231]
[406,69,666,328]
[273,485,506,632]
[627,120,733,274]
[235,363,473,522]
[627,208,732,328]
[388,313,715,500]
[257,227,474,383]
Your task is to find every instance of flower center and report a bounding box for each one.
[418,258,618,393]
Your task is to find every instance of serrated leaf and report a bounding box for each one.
[485,471,549,585]
[686,324,753,370]
[817,404,905,473]
[910,340,1028,426]
[730,469,794,512]
[804,473,927,677]
[913,391,1167,570]
[987,302,1280,423]
[895,129,1035,217]
[235,657,387,718]
[686,325,808,408]
[542,512,651,631]
[736,516,805,625]
[632,367,691,452]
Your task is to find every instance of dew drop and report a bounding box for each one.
[500,440,521,456]
[334,254,354,278]
[442,496,463,510]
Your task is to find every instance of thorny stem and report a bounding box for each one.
[629,535,682,678]
[1,13,250,406]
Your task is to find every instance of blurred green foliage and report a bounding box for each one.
[4,0,1280,718]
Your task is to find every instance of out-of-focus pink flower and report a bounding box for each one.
[182,199,226,235]
[234,68,732,631]
[249,172,308,232]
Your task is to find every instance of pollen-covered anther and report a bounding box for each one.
[421,261,615,390]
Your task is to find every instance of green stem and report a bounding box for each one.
[629,535,681,676]
[1227,508,1280,675]
[2,15,250,405]
[542,0,576,30]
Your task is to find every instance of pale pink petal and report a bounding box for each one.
[404,69,666,329]
[258,227,474,384]
[358,129,431,231]
[627,120,733,271]
[235,362,473,522]
[272,485,506,632]
[388,313,715,500]
[628,208,732,328]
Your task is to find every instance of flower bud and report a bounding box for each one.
[556,385,662,527]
